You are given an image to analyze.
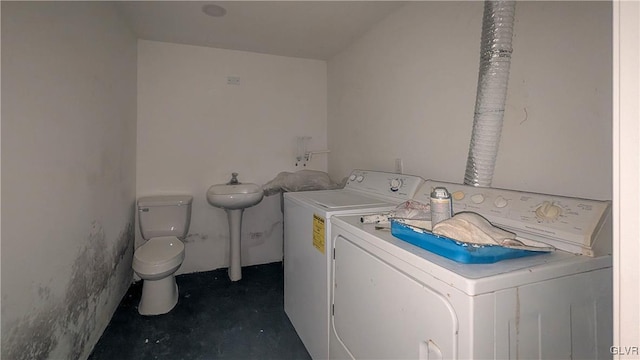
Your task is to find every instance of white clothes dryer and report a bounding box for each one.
[329,180,613,359]
[283,170,424,360]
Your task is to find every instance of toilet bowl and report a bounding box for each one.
[133,236,185,315]
[136,195,192,315]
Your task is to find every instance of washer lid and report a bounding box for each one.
[135,236,184,264]
[299,190,390,209]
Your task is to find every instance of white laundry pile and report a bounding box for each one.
[432,212,519,246]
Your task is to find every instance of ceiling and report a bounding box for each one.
[116,1,406,60]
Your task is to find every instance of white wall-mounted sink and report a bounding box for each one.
[206,183,264,210]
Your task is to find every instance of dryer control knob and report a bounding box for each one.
[390,178,402,192]
[452,191,465,201]
[470,194,485,204]
[494,196,508,208]
[535,201,562,221]
[356,175,364,182]
[349,174,357,181]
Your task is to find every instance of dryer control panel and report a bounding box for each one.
[413,181,612,257]
[345,169,424,201]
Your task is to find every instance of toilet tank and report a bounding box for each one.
[138,195,193,240]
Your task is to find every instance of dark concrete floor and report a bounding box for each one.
[89,262,310,360]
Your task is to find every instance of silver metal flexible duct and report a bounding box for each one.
[464,0,516,187]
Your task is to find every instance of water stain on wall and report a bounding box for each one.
[1,218,134,360]
[263,221,281,238]
[184,233,210,243]
[244,221,282,247]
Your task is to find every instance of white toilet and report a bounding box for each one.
[134,195,192,315]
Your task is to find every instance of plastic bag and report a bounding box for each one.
[361,200,431,227]
[263,170,342,196]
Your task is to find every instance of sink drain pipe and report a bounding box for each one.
[464,0,516,187]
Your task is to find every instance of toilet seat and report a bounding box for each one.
[133,236,185,274]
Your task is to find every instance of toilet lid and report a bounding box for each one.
[135,236,184,264]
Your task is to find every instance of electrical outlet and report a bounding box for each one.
[395,158,403,174]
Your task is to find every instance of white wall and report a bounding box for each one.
[1,2,137,359]
[328,1,612,200]
[137,40,327,274]
[613,0,640,348]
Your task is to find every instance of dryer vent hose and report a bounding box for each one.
[464,0,516,187]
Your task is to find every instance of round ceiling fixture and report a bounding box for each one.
[202,4,227,17]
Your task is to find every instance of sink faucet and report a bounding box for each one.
[228,172,240,185]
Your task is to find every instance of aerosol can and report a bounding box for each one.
[430,187,453,226]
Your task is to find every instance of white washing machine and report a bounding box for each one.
[284,170,425,360]
[330,180,613,360]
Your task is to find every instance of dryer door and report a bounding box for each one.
[332,235,459,359]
